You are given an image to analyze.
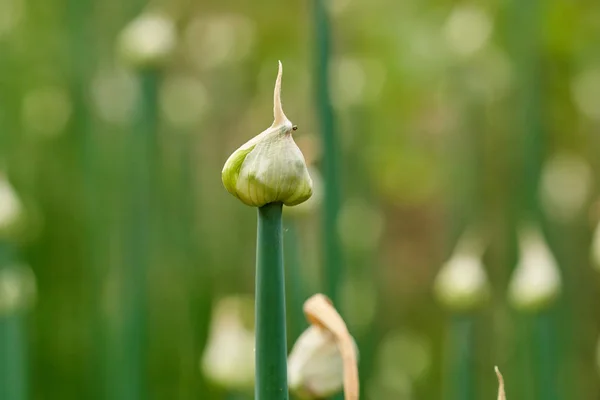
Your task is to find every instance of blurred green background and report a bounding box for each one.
[1,0,600,398]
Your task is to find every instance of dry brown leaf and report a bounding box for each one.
[303,294,359,400]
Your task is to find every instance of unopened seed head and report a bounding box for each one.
[222,61,312,207]
[508,225,562,312]
[288,325,358,399]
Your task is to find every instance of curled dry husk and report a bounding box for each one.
[495,366,506,400]
[288,293,359,400]
[222,61,312,207]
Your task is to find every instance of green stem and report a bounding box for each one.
[115,70,159,400]
[314,0,343,306]
[255,202,289,400]
[283,220,307,343]
[0,313,27,400]
[449,315,474,400]
[0,243,27,400]
[534,311,558,400]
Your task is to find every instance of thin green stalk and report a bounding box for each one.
[255,202,289,400]
[0,313,27,400]
[115,70,159,400]
[66,0,104,396]
[534,311,558,400]
[313,0,343,306]
[509,0,558,396]
[449,315,474,400]
[283,220,307,342]
[0,243,27,400]
[177,133,213,397]
[441,65,485,400]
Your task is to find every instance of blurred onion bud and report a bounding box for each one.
[222,62,312,207]
[508,225,561,312]
[0,174,25,240]
[118,11,176,68]
[288,325,357,399]
[283,167,323,217]
[288,294,359,400]
[591,220,600,271]
[0,264,37,316]
[434,229,490,311]
[200,296,255,391]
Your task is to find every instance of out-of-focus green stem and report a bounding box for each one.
[0,313,27,400]
[115,70,159,400]
[449,315,474,400]
[534,311,558,400]
[255,202,288,400]
[313,0,343,306]
[0,243,27,400]
[176,133,213,397]
[283,220,307,343]
[509,0,558,397]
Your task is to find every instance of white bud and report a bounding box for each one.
[434,229,490,311]
[0,174,24,239]
[540,152,592,223]
[0,264,37,316]
[288,326,357,398]
[118,12,176,68]
[508,225,561,311]
[200,296,255,390]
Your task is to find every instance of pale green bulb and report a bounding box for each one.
[222,61,312,207]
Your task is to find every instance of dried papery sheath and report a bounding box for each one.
[495,366,506,400]
[222,61,312,207]
[433,228,490,311]
[288,294,359,400]
[508,224,561,311]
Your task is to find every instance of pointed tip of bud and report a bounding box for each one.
[495,366,506,400]
[273,61,288,126]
